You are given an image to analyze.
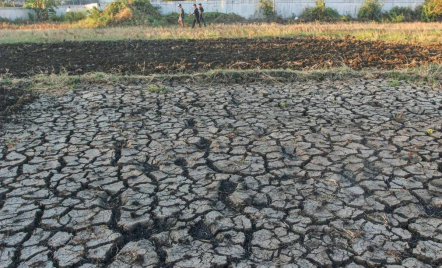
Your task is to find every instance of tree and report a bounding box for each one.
[24,0,60,21]
[358,0,383,21]
[421,0,442,21]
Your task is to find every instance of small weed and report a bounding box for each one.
[388,80,400,87]
[5,137,17,149]
[71,83,80,89]
[342,229,363,239]
[1,78,11,84]
[225,133,236,138]
[147,84,167,93]
[93,73,105,79]
[126,140,132,147]
[386,251,402,262]
[395,113,405,121]
[279,102,288,108]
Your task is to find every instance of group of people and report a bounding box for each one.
[177,3,207,28]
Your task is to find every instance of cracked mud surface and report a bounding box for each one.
[1,79,442,268]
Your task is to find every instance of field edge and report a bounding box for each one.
[1,65,441,92]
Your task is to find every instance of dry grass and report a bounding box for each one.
[2,65,441,95]
[0,22,441,44]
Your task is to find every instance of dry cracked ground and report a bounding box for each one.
[1,79,442,268]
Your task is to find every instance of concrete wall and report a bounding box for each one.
[150,0,261,19]
[324,0,424,18]
[0,7,33,20]
[150,0,425,19]
[0,0,426,20]
[0,4,100,20]
[54,4,101,16]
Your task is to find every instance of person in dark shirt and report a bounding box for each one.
[177,4,185,27]
[188,4,201,28]
[198,3,206,27]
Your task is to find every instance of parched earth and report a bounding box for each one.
[1,37,442,77]
[1,79,442,268]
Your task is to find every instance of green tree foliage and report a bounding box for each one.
[259,0,276,18]
[24,0,59,21]
[382,7,419,22]
[300,0,341,22]
[64,11,87,23]
[421,0,442,21]
[77,0,162,27]
[358,0,383,21]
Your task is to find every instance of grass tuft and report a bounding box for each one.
[2,65,440,94]
[147,84,167,93]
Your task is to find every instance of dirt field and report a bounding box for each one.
[1,37,442,77]
[1,79,442,267]
[1,35,442,267]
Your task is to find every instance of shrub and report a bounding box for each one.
[300,0,341,22]
[415,5,424,19]
[49,12,64,22]
[204,12,246,24]
[421,0,442,21]
[340,14,354,22]
[358,0,383,21]
[24,0,59,21]
[128,0,163,25]
[104,0,128,19]
[382,7,418,22]
[91,0,163,26]
[65,10,86,23]
[114,8,132,22]
[259,0,276,18]
[1,2,15,7]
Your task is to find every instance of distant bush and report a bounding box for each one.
[48,12,63,22]
[114,7,132,22]
[24,0,59,21]
[421,0,442,21]
[340,14,355,22]
[64,10,87,23]
[380,4,440,22]
[1,2,15,7]
[74,0,163,27]
[358,0,383,21]
[128,0,164,25]
[258,0,276,18]
[382,7,418,22]
[300,0,341,22]
[205,12,246,24]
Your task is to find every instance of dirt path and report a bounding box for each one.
[1,37,442,77]
[1,79,442,267]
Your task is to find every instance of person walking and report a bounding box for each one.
[188,4,201,28]
[198,3,206,27]
[177,4,185,27]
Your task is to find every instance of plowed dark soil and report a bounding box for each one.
[1,37,441,77]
